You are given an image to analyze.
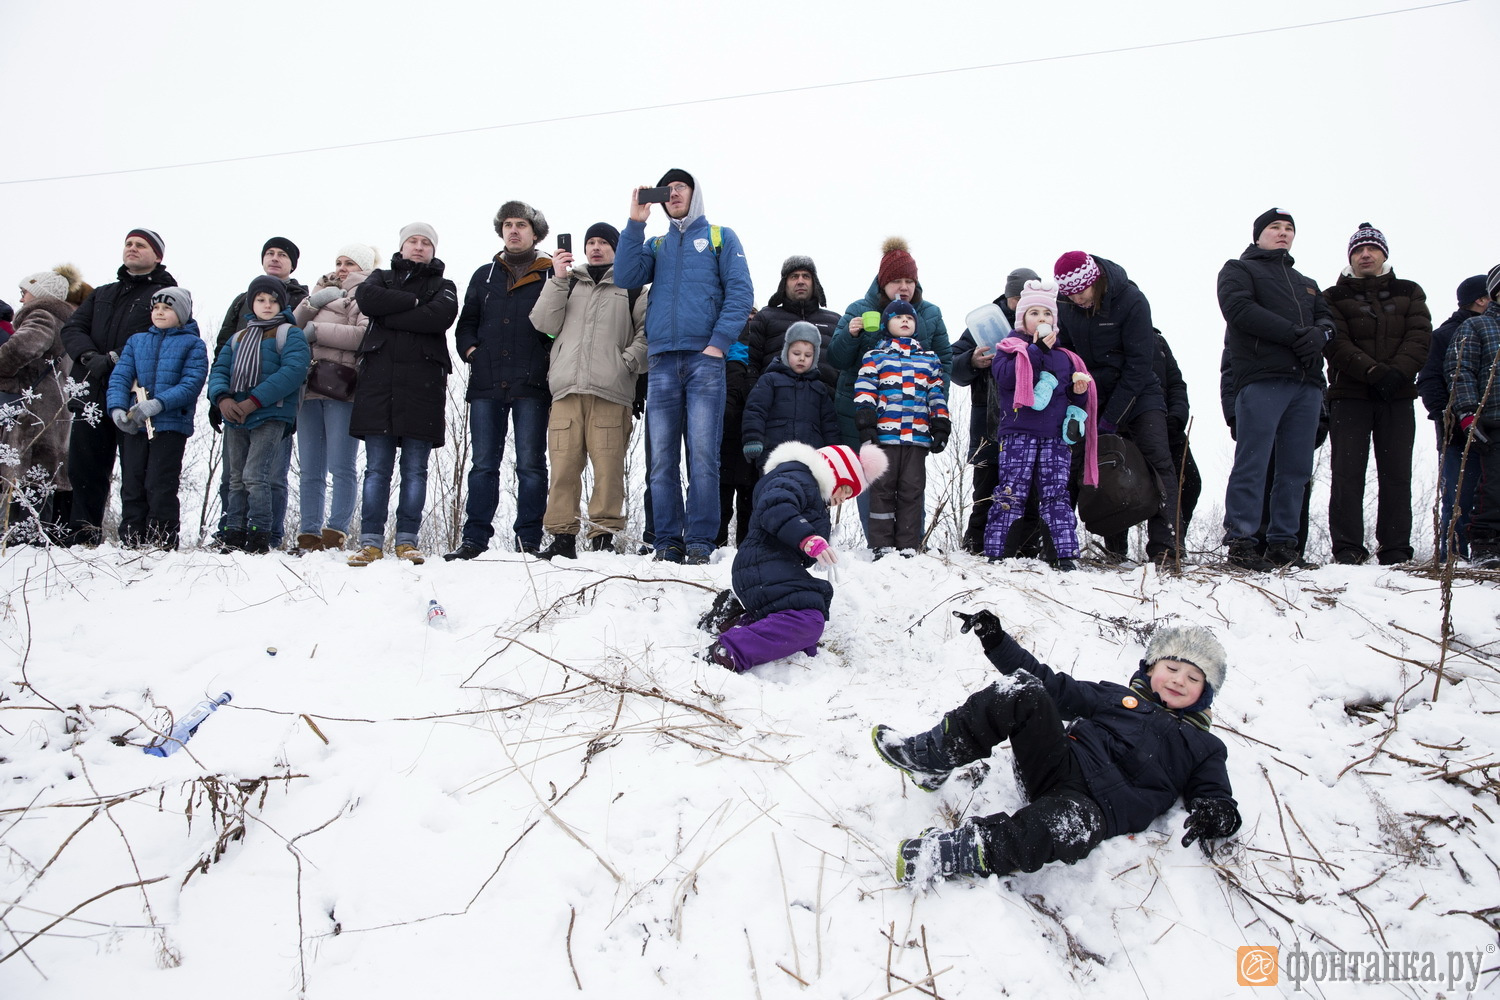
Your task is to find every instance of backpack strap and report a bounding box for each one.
[649,228,722,256]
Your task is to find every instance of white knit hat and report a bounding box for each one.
[19,270,67,302]
[337,243,378,274]
[1144,625,1228,693]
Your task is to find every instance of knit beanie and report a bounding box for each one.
[1003,267,1041,300]
[1488,264,1500,301]
[584,222,620,252]
[1456,274,1489,308]
[1013,279,1059,331]
[1144,625,1227,695]
[262,236,300,272]
[1252,208,1295,242]
[781,321,821,367]
[494,200,549,241]
[337,243,378,274]
[877,237,918,288]
[398,222,439,250]
[19,270,68,302]
[883,298,917,331]
[126,227,165,260]
[1054,251,1100,296]
[150,287,193,327]
[1347,222,1388,259]
[657,168,695,190]
[246,274,289,312]
[817,443,889,500]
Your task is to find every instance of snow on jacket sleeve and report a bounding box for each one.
[984,633,1109,720]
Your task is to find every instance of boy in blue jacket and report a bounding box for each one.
[874,616,1240,885]
[106,287,208,550]
[741,321,840,469]
[208,275,310,553]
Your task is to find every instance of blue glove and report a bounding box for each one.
[1030,371,1058,411]
[1062,406,1088,445]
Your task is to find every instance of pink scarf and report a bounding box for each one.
[994,337,1100,486]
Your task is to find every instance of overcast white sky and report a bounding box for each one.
[4,0,1496,493]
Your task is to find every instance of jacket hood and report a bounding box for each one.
[114,263,177,286]
[391,254,446,278]
[149,318,203,338]
[762,441,836,500]
[1240,244,1296,267]
[668,183,706,233]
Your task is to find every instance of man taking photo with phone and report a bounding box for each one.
[613,169,753,564]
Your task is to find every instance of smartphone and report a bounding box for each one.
[637,186,671,205]
[557,233,572,253]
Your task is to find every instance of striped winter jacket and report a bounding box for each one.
[853,336,949,448]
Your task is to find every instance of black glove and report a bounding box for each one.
[1226,417,1237,442]
[208,405,223,433]
[1371,367,1408,401]
[952,609,1005,653]
[1181,797,1242,854]
[856,407,879,445]
[1166,414,1186,437]
[79,351,111,381]
[1291,326,1324,367]
[929,416,951,454]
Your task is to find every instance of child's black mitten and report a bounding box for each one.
[929,416,951,454]
[1181,797,1241,854]
[952,609,1005,653]
[855,407,880,445]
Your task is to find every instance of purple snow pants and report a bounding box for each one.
[983,435,1079,559]
[716,608,827,672]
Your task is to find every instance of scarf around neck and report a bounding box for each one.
[995,336,1100,485]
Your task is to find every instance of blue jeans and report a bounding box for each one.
[1224,380,1322,546]
[298,398,360,535]
[225,422,289,534]
[268,432,294,545]
[461,394,550,550]
[1439,442,1481,559]
[647,351,725,557]
[360,434,432,548]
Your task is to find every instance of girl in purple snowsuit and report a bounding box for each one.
[983,279,1098,567]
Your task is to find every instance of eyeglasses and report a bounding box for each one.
[667,183,690,195]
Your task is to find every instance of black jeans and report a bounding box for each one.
[65,413,120,544]
[118,429,187,548]
[1327,398,1415,563]
[944,673,1105,873]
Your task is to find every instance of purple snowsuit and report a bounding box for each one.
[983,338,1090,559]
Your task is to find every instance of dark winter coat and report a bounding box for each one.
[207,310,311,431]
[107,321,209,436]
[60,263,178,407]
[1417,306,1479,434]
[742,359,840,458]
[1218,245,1333,393]
[0,297,74,490]
[1055,257,1163,427]
[828,279,951,447]
[1323,268,1431,402]
[216,279,310,351]
[351,255,459,445]
[952,298,1017,447]
[1447,300,1500,425]
[986,633,1236,839]
[743,301,841,386]
[731,443,836,619]
[990,339,1084,439]
[1156,332,1190,433]
[456,253,554,401]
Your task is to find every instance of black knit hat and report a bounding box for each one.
[262,236,300,272]
[585,222,620,251]
[1252,208,1295,242]
[1457,274,1489,308]
[246,274,289,312]
[657,168,695,190]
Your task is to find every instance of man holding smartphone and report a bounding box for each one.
[613,169,753,564]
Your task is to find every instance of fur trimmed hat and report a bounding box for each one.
[262,236,300,272]
[1144,625,1228,694]
[398,222,439,251]
[1054,251,1100,296]
[1253,207,1294,242]
[1347,222,1388,260]
[1004,267,1040,300]
[877,237,918,288]
[494,200,548,241]
[19,269,68,302]
[1013,279,1059,331]
[337,243,378,274]
[817,443,889,500]
[150,287,193,327]
[126,227,165,260]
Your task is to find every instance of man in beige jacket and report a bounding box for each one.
[529,222,647,557]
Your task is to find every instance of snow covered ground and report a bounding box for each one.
[1,541,1497,998]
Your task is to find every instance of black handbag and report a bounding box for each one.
[307,359,357,402]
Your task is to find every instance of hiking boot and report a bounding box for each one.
[348,545,383,567]
[218,529,247,553]
[1267,543,1318,569]
[698,589,747,633]
[244,530,272,555]
[443,543,483,562]
[395,544,426,565]
[538,534,577,560]
[587,532,615,552]
[1333,548,1367,566]
[296,532,325,552]
[871,723,956,792]
[897,824,988,885]
[685,546,713,565]
[654,546,685,564]
[1226,539,1273,572]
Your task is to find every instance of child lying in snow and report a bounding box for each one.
[873,614,1241,884]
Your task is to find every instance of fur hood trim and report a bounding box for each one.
[762,441,835,499]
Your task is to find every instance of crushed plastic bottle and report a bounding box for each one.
[143,691,233,757]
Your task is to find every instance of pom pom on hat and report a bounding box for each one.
[1054,251,1100,295]
[1347,222,1388,259]
[1013,279,1059,330]
[1144,625,1228,695]
[817,443,889,500]
[877,236,918,288]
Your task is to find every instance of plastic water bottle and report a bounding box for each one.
[143,691,233,757]
[426,599,449,629]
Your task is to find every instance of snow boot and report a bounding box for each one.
[538,534,577,560]
[1226,538,1273,572]
[244,529,272,555]
[588,532,615,553]
[697,588,747,634]
[395,543,426,565]
[896,824,988,885]
[218,529,247,553]
[296,532,325,553]
[321,528,347,551]
[871,722,957,792]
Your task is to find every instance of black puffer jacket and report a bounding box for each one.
[1218,245,1332,393]
[986,633,1235,839]
[1056,257,1163,426]
[1417,307,1475,427]
[743,302,841,386]
[351,255,458,445]
[952,297,1017,446]
[455,254,553,401]
[60,263,177,405]
[1323,269,1430,402]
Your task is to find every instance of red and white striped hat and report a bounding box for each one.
[816,443,889,499]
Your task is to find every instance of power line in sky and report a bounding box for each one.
[0,0,1468,187]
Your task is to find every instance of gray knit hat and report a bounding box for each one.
[494,200,549,241]
[19,270,68,302]
[150,287,193,327]
[398,222,439,250]
[1144,625,1227,693]
[1003,267,1041,300]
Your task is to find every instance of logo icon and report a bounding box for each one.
[1237,946,1278,986]
[1121,695,1138,709]
[694,238,709,253]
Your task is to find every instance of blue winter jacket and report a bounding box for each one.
[986,633,1236,839]
[731,443,836,619]
[106,320,209,436]
[828,280,951,446]
[207,309,311,430]
[741,359,840,459]
[612,185,754,357]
